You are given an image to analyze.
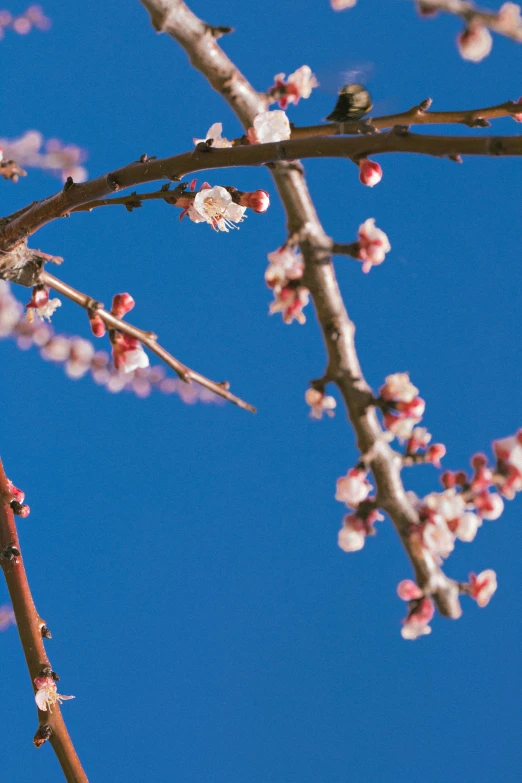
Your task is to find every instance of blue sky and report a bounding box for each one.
[1,1,521,781]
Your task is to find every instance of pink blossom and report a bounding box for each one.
[401,596,434,640]
[422,514,455,559]
[358,159,382,187]
[193,122,233,148]
[425,443,446,468]
[238,190,270,213]
[111,334,149,373]
[247,111,291,144]
[468,569,498,607]
[34,676,74,713]
[397,579,423,601]
[111,293,135,318]
[331,0,357,9]
[407,426,432,452]
[454,511,482,543]
[496,2,522,32]
[270,66,318,109]
[89,312,106,338]
[265,246,304,292]
[457,25,493,62]
[379,373,419,403]
[335,468,372,508]
[189,185,246,232]
[474,491,504,520]
[395,396,426,420]
[0,604,15,631]
[338,523,366,552]
[357,218,391,273]
[269,286,310,325]
[305,388,336,420]
[6,479,25,504]
[0,131,87,182]
[383,413,418,441]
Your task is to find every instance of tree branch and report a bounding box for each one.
[138,0,462,617]
[1,127,521,251]
[0,459,89,783]
[39,271,256,413]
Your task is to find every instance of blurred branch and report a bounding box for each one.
[138,0,462,617]
[0,459,89,783]
[0,159,27,182]
[413,0,522,42]
[39,271,256,413]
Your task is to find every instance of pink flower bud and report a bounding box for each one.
[239,190,270,213]
[89,313,106,338]
[425,443,446,468]
[358,158,382,187]
[6,480,24,504]
[469,569,497,607]
[397,579,423,601]
[457,25,493,63]
[111,293,135,318]
[26,285,49,311]
[441,470,456,489]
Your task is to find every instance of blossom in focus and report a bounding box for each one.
[26,286,61,323]
[111,334,149,374]
[0,604,15,631]
[190,185,246,232]
[357,218,391,273]
[380,373,419,403]
[270,66,318,109]
[238,190,270,213]
[34,676,74,713]
[269,285,310,325]
[305,387,336,419]
[335,468,372,508]
[468,569,498,607]
[358,158,382,187]
[247,110,291,144]
[401,596,434,640]
[457,25,493,62]
[193,122,233,148]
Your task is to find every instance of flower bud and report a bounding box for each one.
[358,158,382,187]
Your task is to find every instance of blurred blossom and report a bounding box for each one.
[0,604,16,631]
[0,6,50,38]
[0,130,87,182]
[0,281,223,405]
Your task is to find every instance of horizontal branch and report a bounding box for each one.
[39,271,256,413]
[0,459,89,782]
[1,127,522,250]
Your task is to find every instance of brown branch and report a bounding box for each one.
[0,459,89,783]
[0,159,27,182]
[139,0,462,618]
[39,271,256,413]
[413,0,522,42]
[1,127,522,250]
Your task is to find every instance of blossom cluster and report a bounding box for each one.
[417,1,522,62]
[335,468,383,552]
[0,130,87,182]
[267,66,319,110]
[330,0,357,9]
[0,281,222,403]
[305,388,337,419]
[0,5,50,39]
[178,179,269,232]
[265,245,309,324]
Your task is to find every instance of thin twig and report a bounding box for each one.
[0,459,89,783]
[411,0,522,43]
[39,271,256,413]
[139,0,462,617]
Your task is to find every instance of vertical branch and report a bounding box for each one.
[0,459,89,783]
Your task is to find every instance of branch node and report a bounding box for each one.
[62,176,75,192]
[205,24,234,38]
[418,98,433,113]
[33,724,53,748]
[106,172,120,191]
[448,154,463,163]
[41,625,52,639]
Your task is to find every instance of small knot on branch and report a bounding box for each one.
[466,117,491,128]
[488,137,507,156]
[63,176,75,192]
[205,24,234,38]
[41,625,52,639]
[418,98,433,113]
[389,124,411,136]
[106,172,120,191]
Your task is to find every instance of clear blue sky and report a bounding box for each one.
[1,1,521,780]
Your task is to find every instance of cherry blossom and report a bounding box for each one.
[238,190,270,213]
[193,122,233,148]
[401,596,434,640]
[492,430,522,498]
[383,414,418,441]
[496,2,522,33]
[422,513,455,559]
[406,426,432,452]
[0,604,15,631]
[358,158,382,187]
[26,285,62,323]
[457,25,493,63]
[305,388,337,420]
[269,66,318,109]
[0,130,87,182]
[265,246,304,292]
[330,0,357,9]
[269,285,310,325]
[379,373,419,403]
[473,490,504,520]
[337,505,383,552]
[468,569,498,607]
[335,468,373,508]
[111,333,149,373]
[357,218,391,273]
[189,185,246,232]
[247,110,291,144]
[34,676,74,713]
[397,579,423,601]
[338,521,366,552]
